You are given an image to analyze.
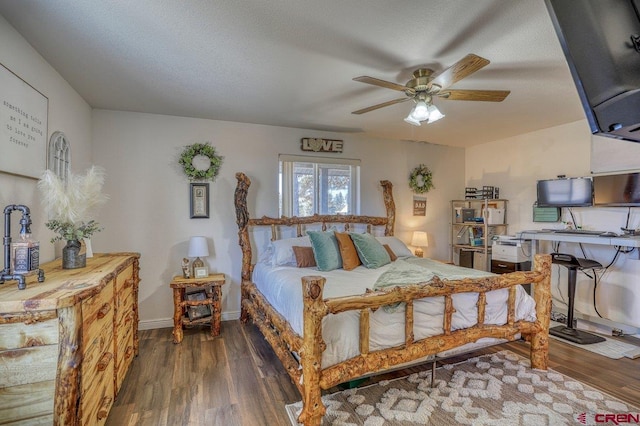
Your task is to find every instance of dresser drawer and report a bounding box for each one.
[490,260,531,274]
[0,316,59,389]
[115,264,135,294]
[116,284,134,325]
[491,260,532,294]
[82,327,114,394]
[81,350,114,426]
[81,281,115,396]
[82,281,115,349]
[115,341,135,392]
[116,312,134,358]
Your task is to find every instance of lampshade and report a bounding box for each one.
[411,231,428,258]
[411,231,429,247]
[426,104,445,122]
[404,112,421,126]
[187,236,209,258]
[412,100,430,121]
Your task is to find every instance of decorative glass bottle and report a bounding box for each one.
[11,231,40,276]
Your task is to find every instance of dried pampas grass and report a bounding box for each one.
[38,166,109,224]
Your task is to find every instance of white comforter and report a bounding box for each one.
[253,257,536,367]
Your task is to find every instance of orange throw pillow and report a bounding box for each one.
[383,244,398,261]
[292,246,317,268]
[334,231,362,270]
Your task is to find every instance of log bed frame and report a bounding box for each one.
[234,172,552,426]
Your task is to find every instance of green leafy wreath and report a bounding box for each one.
[409,164,434,194]
[179,143,223,181]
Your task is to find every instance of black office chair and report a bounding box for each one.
[550,253,606,344]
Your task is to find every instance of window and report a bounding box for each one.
[280,155,360,217]
[48,131,71,184]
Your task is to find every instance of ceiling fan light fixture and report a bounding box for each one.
[426,104,445,123]
[411,100,430,121]
[404,114,421,126]
[352,54,509,124]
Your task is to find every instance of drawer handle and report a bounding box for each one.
[97,303,111,319]
[497,263,508,268]
[97,396,113,420]
[97,352,114,371]
[125,346,134,359]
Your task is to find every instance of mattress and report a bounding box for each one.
[252,257,537,367]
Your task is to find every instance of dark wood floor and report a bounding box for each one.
[107,321,640,426]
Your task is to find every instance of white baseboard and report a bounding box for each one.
[138,310,241,330]
[138,318,173,330]
[575,319,615,336]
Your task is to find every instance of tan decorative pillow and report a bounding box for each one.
[334,231,362,271]
[383,244,398,261]
[292,246,317,268]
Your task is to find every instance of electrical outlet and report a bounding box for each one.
[550,311,567,323]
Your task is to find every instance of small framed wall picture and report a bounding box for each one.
[413,196,426,216]
[190,182,210,218]
[193,266,209,278]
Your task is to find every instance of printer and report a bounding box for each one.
[491,235,530,263]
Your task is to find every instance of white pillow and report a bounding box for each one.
[271,236,312,266]
[376,236,414,258]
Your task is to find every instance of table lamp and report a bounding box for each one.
[411,231,429,258]
[187,236,209,275]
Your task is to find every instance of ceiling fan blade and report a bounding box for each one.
[429,54,490,90]
[352,98,410,114]
[438,89,510,102]
[353,76,412,93]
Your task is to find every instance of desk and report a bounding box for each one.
[520,231,640,257]
[519,231,640,334]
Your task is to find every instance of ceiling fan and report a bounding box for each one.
[351,54,510,126]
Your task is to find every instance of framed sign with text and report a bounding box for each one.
[0,63,48,179]
[413,196,426,216]
[190,182,210,219]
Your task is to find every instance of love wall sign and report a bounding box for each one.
[300,138,344,153]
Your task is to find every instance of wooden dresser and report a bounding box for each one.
[0,253,140,425]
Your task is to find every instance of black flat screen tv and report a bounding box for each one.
[593,172,640,206]
[537,177,593,207]
[545,0,640,143]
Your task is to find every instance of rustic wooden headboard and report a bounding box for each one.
[234,172,396,281]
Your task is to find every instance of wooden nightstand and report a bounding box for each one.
[170,273,225,343]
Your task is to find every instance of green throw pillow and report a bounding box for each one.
[350,232,391,269]
[307,230,343,271]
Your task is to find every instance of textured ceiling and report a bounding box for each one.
[0,0,587,147]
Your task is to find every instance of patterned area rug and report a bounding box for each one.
[285,350,639,425]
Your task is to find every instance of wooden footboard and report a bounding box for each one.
[241,255,551,425]
[234,172,551,426]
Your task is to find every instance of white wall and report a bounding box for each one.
[0,15,92,265]
[466,120,640,330]
[91,110,465,328]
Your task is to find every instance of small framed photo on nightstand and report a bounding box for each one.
[193,266,209,278]
[186,290,211,320]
